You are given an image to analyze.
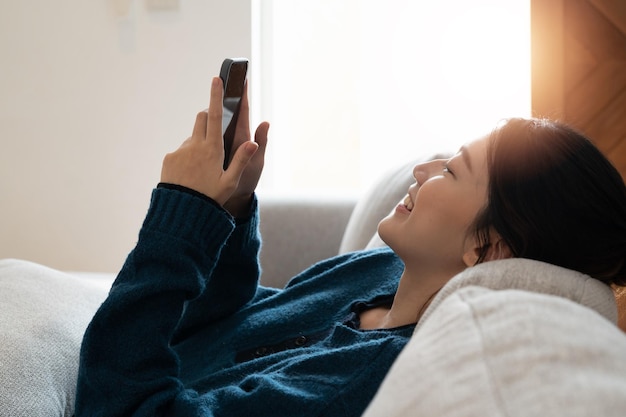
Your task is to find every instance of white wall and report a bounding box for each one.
[0,0,251,272]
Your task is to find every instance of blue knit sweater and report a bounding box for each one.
[75,187,412,417]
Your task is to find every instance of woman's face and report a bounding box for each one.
[378,135,490,273]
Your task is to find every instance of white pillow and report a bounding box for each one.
[363,285,626,417]
[0,259,108,417]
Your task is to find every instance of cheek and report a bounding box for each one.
[413,186,482,236]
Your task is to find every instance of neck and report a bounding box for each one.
[376,265,461,329]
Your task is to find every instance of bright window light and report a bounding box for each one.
[251,0,530,195]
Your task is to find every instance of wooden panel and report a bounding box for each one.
[531,0,565,120]
[616,287,626,333]
[533,0,626,180]
[532,0,626,332]
[563,0,626,177]
[565,61,626,128]
[564,30,598,91]
[589,0,626,37]
[565,0,626,61]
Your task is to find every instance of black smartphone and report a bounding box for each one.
[219,58,248,168]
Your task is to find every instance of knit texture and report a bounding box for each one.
[75,188,411,417]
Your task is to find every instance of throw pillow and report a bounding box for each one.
[0,259,108,417]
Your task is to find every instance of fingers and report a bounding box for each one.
[223,141,259,183]
[254,121,270,149]
[191,110,208,141]
[238,81,251,134]
[206,77,223,144]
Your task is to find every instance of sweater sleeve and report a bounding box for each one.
[172,194,263,342]
[75,188,260,417]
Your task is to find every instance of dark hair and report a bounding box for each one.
[472,118,626,286]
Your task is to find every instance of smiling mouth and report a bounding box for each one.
[403,195,414,212]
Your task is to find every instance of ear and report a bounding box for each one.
[462,234,512,267]
[462,247,480,267]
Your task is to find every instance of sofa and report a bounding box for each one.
[2,153,626,417]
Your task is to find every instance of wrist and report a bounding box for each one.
[223,194,255,219]
[157,183,228,214]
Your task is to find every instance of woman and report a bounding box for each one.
[75,77,626,416]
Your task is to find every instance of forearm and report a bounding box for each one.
[172,194,262,342]
[207,199,261,310]
[76,188,235,417]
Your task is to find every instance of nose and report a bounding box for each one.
[412,159,444,184]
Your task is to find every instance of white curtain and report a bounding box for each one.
[252,0,530,194]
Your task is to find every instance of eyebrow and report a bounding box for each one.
[459,145,473,173]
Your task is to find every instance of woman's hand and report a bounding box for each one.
[223,81,270,217]
[160,77,268,211]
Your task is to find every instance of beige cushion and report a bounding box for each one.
[363,261,626,417]
[0,259,108,417]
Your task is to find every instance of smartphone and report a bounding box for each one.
[219,58,248,168]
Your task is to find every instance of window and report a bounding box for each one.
[251,0,530,195]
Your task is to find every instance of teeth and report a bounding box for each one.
[404,195,414,211]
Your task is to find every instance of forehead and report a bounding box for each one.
[459,135,489,184]
[460,135,489,167]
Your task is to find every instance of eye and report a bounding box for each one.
[443,162,454,176]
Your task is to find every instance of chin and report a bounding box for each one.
[376,218,393,248]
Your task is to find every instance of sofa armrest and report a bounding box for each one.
[258,194,356,288]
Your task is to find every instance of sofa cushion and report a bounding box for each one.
[259,195,356,288]
[421,258,617,324]
[364,285,626,417]
[0,259,108,417]
[363,260,626,417]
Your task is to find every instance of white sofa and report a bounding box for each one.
[2,154,626,417]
